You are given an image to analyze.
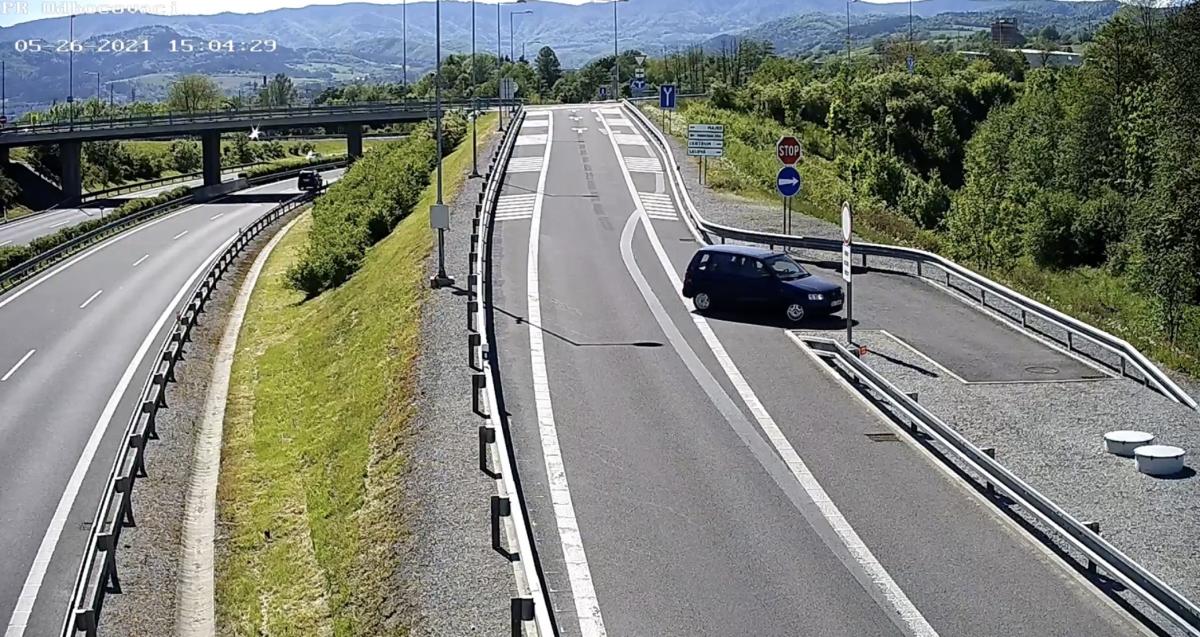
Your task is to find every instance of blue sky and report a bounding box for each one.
[0,0,922,27]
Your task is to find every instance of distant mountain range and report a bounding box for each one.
[0,0,1119,111]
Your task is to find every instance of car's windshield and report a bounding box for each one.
[764,255,809,280]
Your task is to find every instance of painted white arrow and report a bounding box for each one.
[572,127,589,133]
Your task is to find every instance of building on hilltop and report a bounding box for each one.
[991,19,1025,47]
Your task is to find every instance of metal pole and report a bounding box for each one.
[470,0,479,178]
[2,60,6,122]
[402,0,408,87]
[613,0,619,101]
[69,14,75,128]
[497,1,504,131]
[509,12,515,64]
[846,0,851,66]
[433,0,451,287]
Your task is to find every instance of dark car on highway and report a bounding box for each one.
[297,169,324,192]
[682,245,843,323]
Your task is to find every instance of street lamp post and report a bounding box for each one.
[611,0,628,102]
[510,9,532,65]
[470,0,479,178]
[402,0,408,88]
[431,0,453,289]
[68,14,75,128]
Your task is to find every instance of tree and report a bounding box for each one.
[535,46,562,94]
[259,73,298,108]
[167,75,223,113]
[1041,25,1061,42]
[169,140,202,173]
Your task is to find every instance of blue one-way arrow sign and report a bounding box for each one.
[659,84,677,110]
[777,166,802,198]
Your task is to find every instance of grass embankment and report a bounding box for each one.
[645,102,1200,376]
[215,113,496,637]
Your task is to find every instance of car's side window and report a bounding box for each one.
[749,259,771,278]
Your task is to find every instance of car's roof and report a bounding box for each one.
[697,244,780,258]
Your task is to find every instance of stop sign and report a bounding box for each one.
[776,135,802,165]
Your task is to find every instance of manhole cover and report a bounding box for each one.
[864,432,900,443]
[1025,365,1060,375]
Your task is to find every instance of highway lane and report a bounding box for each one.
[0,168,342,636]
[490,105,1141,636]
[0,172,240,249]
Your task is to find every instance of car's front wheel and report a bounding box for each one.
[785,303,806,323]
[694,292,713,312]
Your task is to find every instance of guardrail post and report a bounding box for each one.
[1083,521,1102,575]
[469,333,482,370]
[129,432,148,478]
[468,301,478,332]
[906,391,918,403]
[98,532,121,594]
[510,598,535,637]
[982,447,996,495]
[141,400,159,441]
[491,495,515,560]
[472,373,486,417]
[1067,332,1074,352]
[480,426,500,478]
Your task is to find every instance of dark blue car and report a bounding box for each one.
[682,245,843,323]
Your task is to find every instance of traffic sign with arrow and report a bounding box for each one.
[776,166,802,198]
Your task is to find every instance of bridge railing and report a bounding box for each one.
[621,99,1197,412]
[80,161,265,203]
[1,99,519,137]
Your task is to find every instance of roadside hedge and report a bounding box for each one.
[286,114,466,297]
[243,155,344,181]
[0,185,191,274]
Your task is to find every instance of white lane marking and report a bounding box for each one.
[210,213,224,221]
[524,111,608,636]
[625,157,662,173]
[612,133,649,147]
[1,349,36,382]
[3,233,238,637]
[0,240,11,247]
[173,230,189,240]
[602,116,940,637]
[79,289,103,309]
[48,220,72,229]
[132,255,150,267]
[507,157,545,173]
[516,133,549,146]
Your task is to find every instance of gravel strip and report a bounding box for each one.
[99,214,293,637]
[392,130,514,636]
[794,328,1200,628]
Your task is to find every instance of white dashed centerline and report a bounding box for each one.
[48,220,71,229]
[1,349,36,382]
[79,289,103,309]
[210,213,224,220]
[133,255,150,267]
[173,230,189,240]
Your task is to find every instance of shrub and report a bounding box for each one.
[286,130,448,297]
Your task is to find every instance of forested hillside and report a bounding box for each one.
[644,4,1200,373]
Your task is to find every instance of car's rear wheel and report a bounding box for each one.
[785,303,806,323]
[694,292,713,312]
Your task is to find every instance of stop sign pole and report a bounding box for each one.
[776,136,803,233]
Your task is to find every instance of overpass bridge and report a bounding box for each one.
[0,98,518,205]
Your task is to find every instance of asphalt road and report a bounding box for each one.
[0,172,240,250]
[0,168,342,637]
[489,105,1142,636]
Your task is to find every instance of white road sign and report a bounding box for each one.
[688,122,725,158]
[841,201,853,282]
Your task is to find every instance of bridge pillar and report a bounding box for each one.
[346,125,363,161]
[201,132,221,187]
[60,141,82,205]
[0,146,9,165]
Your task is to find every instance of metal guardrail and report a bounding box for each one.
[61,190,318,637]
[80,161,265,202]
[0,160,347,295]
[804,336,1200,637]
[621,99,1198,412]
[468,107,557,637]
[0,195,195,291]
[3,99,518,138]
